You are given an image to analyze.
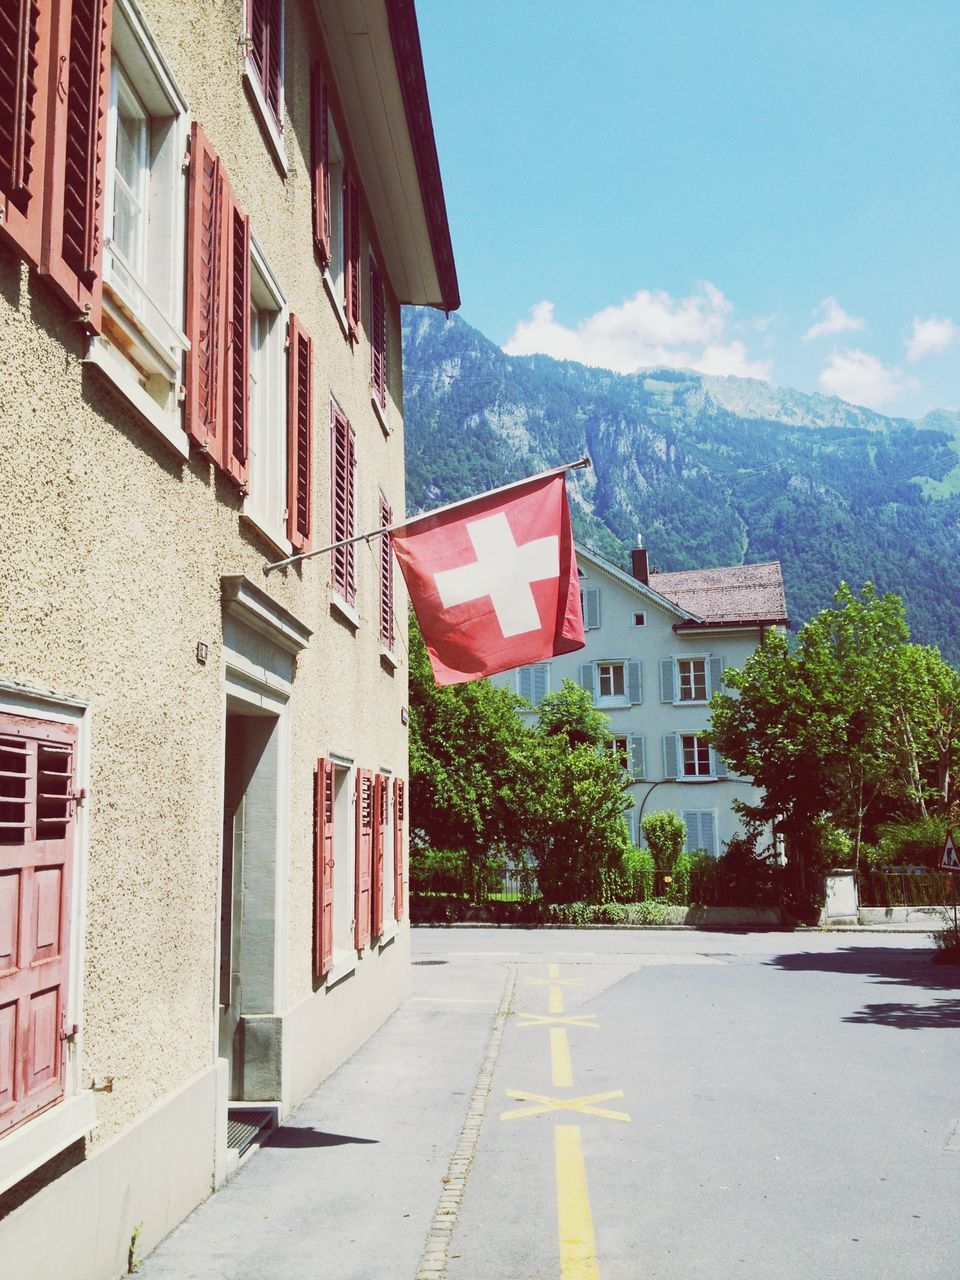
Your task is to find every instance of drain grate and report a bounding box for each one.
[413,959,448,966]
[227,1109,273,1156]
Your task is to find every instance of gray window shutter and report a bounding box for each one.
[630,735,646,780]
[583,588,601,630]
[702,812,718,857]
[659,658,675,703]
[712,748,728,779]
[627,661,642,705]
[682,810,698,853]
[579,663,595,699]
[708,656,724,696]
[625,809,636,844]
[662,733,678,780]
[518,666,533,702]
[533,663,549,706]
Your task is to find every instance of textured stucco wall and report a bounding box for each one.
[0,0,409,1160]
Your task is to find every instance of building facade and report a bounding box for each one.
[491,544,789,855]
[0,1,457,1275]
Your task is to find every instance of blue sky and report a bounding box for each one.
[417,0,960,418]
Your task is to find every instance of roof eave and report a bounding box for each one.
[672,616,791,632]
[575,543,700,622]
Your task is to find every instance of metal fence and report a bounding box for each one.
[857,868,955,908]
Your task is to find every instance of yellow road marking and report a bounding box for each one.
[549,985,565,1015]
[516,1013,598,1029]
[527,978,583,987]
[550,1027,574,1087]
[501,1089,631,1123]
[555,1125,600,1280]
[548,963,560,978]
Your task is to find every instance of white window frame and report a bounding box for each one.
[329,756,357,982]
[0,682,96,1199]
[88,0,190,458]
[597,661,626,702]
[240,239,289,553]
[680,733,713,778]
[677,657,709,703]
[632,611,646,627]
[322,116,349,336]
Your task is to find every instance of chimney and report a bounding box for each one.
[630,534,649,585]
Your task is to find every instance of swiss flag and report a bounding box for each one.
[392,472,585,686]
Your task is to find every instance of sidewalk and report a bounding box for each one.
[135,959,509,1280]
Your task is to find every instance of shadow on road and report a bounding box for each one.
[768,947,960,1030]
[843,998,960,1030]
[768,946,958,991]
[265,1127,379,1149]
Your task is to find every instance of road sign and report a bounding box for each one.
[940,830,960,873]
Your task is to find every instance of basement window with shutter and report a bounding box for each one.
[239,243,288,551]
[85,0,190,455]
[243,0,286,171]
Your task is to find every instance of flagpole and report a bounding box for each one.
[262,455,591,575]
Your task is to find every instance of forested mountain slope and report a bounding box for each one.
[402,308,960,663]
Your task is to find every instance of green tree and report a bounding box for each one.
[408,619,539,899]
[641,810,686,870]
[536,678,611,748]
[708,583,913,881]
[886,644,960,817]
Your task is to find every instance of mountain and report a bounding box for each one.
[401,308,960,664]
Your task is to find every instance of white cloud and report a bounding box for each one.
[817,347,905,409]
[802,296,865,342]
[905,315,959,363]
[502,284,773,381]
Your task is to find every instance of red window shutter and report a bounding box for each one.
[330,405,356,604]
[248,0,282,126]
[0,0,52,267]
[371,774,386,939]
[222,180,250,491]
[313,758,334,980]
[0,714,77,1138]
[309,61,330,265]
[393,777,404,922]
[344,171,360,341]
[378,494,394,650]
[369,257,386,407]
[184,121,225,455]
[286,315,313,552]
[354,769,373,951]
[40,0,113,332]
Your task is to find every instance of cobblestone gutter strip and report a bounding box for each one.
[415,966,517,1280]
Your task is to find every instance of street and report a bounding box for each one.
[138,928,959,1280]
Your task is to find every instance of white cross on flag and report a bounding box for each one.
[391,471,585,685]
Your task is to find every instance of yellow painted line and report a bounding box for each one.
[555,1125,600,1280]
[548,962,560,978]
[516,1013,598,1029]
[526,977,583,987]
[549,985,565,1015]
[501,1088,631,1123]
[550,1027,574,1087]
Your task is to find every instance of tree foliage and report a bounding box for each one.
[708,582,960,886]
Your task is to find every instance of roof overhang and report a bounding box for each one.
[672,617,791,633]
[316,0,460,312]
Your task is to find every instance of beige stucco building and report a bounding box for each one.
[0,2,457,1275]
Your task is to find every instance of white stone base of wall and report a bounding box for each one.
[1,1062,219,1280]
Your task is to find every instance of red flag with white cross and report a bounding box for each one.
[391,471,585,686]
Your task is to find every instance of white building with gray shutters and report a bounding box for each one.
[491,542,789,856]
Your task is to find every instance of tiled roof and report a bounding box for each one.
[649,561,788,626]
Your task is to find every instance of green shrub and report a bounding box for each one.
[811,816,853,869]
[665,852,694,904]
[598,864,629,904]
[874,816,949,869]
[623,846,655,901]
[544,901,594,926]
[932,918,960,963]
[641,811,686,870]
[625,899,668,925]
[595,901,628,925]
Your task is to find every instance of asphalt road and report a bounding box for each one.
[137,928,959,1280]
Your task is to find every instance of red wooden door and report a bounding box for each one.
[0,714,76,1137]
[354,770,373,951]
[393,777,404,922]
